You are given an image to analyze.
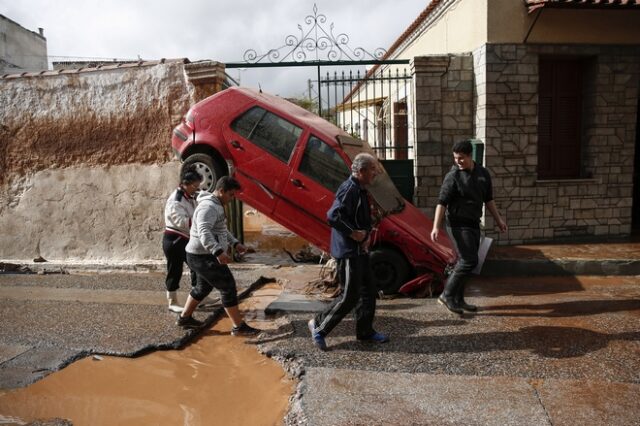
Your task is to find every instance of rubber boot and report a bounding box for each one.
[454,283,477,312]
[437,274,463,315]
[167,291,183,313]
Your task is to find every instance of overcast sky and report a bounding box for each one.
[2,0,428,96]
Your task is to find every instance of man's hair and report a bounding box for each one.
[351,153,377,174]
[215,175,242,192]
[181,168,203,184]
[452,140,473,155]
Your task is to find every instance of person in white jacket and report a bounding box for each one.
[177,176,261,336]
[162,169,202,313]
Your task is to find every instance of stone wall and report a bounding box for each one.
[0,60,226,261]
[412,45,639,244]
[477,44,640,243]
[411,54,475,210]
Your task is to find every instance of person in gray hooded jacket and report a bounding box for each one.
[177,176,260,336]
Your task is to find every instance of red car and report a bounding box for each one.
[172,87,456,295]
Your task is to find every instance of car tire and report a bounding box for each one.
[369,248,410,295]
[181,153,225,192]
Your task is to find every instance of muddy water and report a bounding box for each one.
[0,285,293,426]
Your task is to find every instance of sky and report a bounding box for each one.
[1,0,429,97]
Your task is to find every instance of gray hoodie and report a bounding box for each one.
[185,191,239,256]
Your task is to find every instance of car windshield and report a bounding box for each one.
[336,135,405,214]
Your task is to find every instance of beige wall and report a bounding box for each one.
[394,0,640,60]
[488,0,640,44]
[395,0,488,59]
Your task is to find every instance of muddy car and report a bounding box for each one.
[172,87,456,294]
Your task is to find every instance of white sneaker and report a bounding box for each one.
[167,291,183,313]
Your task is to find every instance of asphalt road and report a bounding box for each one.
[0,267,639,425]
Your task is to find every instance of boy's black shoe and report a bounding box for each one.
[176,315,204,329]
[231,322,261,336]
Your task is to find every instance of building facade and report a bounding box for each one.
[0,14,47,74]
[375,0,640,244]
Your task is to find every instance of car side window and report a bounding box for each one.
[299,136,350,193]
[231,106,302,163]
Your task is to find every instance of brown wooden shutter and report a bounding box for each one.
[538,58,582,179]
[393,101,408,160]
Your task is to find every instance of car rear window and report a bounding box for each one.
[231,106,302,163]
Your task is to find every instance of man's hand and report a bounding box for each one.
[217,252,232,264]
[235,243,248,255]
[350,230,367,242]
[430,228,439,242]
[496,218,508,233]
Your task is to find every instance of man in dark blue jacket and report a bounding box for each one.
[308,153,389,351]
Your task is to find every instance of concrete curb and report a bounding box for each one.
[483,258,640,276]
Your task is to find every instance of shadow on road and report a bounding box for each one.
[479,298,640,317]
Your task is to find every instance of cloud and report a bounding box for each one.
[2,0,428,95]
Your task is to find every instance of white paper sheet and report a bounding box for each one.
[472,236,493,275]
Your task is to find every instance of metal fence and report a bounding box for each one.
[319,67,413,160]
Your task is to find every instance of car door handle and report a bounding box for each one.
[291,178,303,188]
[230,140,242,149]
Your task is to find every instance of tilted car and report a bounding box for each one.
[172,87,456,295]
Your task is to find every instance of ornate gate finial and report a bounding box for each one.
[242,3,387,64]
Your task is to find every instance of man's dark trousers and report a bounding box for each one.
[443,226,480,300]
[313,254,376,339]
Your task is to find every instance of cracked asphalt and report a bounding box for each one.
[0,262,639,425]
[261,275,640,425]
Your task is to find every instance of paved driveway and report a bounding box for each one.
[261,275,640,425]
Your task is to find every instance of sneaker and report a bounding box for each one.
[176,315,204,329]
[307,319,327,351]
[358,332,389,343]
[168,303,184,314]
[438,295,463,315]
[231,322,261,336]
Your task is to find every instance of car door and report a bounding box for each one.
[223,106,303,215]
[275,134,351,252]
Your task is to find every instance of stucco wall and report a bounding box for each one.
[0,60,225,261]
[0,163,180,261]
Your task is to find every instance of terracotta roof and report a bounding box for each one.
[341,0,443,103]
[525,0,640,13]
[380,0,443,62]
[1,58,190,80]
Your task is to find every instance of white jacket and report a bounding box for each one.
[164,187,197,239]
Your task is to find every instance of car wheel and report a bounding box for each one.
[369,248,410,295]
[181,153,225,192]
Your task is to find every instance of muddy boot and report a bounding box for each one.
[454,284,477,312]
[167,291,183,313]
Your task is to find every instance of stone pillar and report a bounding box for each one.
[411,55,474,211]
[184,61,227,103]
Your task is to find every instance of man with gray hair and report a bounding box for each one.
[308,152,389,350]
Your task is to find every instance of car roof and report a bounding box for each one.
[229,87,349,146]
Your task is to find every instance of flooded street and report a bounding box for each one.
[0,284,294,425]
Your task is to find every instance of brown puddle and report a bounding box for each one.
[0,284,294,425]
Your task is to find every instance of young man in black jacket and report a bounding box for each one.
[431,140,508,314]
[308,153,389,351]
